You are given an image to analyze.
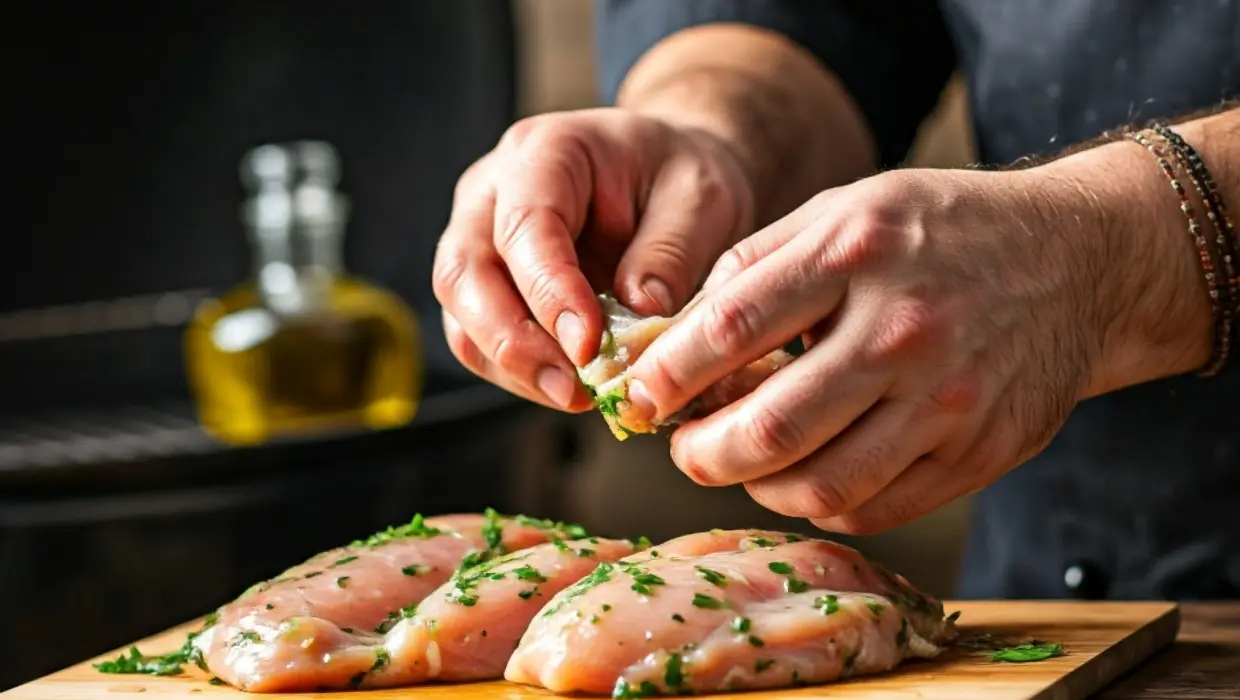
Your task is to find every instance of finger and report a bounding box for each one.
[667,306,890,485]
[434,190,592,412]
[442,310,577,412]
[612,159,745,317]
[808,454,963,535]
[626,208,853,422]
[492,123,608,366]
[698,193,830,292]
[739,397,953,519]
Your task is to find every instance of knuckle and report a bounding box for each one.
[864,299,944,363]
[498,115,547,151]
[495,203,540,252]
[844,439,898,483]
[925,371,983,415]
[486,320,540,375]
[701,295,764,358]
[710,247,750,281]
[742,404,805,464]
[431,249,470,306]
[803,476,853,519]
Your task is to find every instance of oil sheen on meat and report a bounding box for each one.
[506,529,958,696]
[191,511,586,692]
[577,293,794,440]
[377,537,641,685]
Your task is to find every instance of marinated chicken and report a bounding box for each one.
[506,530,958,696]
[577,293,795,440]
[189,511,586,692]
[377,536,641,685]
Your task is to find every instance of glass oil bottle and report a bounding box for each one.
[184,141,422,446]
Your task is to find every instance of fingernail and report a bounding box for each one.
[641,278,674,315]
[537,366,577,408]
[627,380,656,421]
[555,312,584,357]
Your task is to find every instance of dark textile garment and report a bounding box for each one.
[596,0,1240,600]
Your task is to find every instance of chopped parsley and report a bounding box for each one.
[513,565,547,583]
[784,577,809,594]
[231,631,260,647]
[371,648,390,672]
[332,555,358,567]
[813,594,840,615]
[866,601,886,616]
[664,653,685,690]
[612,679,660,698]
[544,562,614,616]
[401,564,427,576]
[767,561,793,575]
[748,635,765,647]
[671,613,685,623]
[303,571,322,579]
[695,566,728,587]
[730,616,751,633]
[336,576,351,588]
[349,512,443,548]
[602,604,613,612]
[518,588,538,600]
[754,658,775,673]
[578,548,596,557]
[990,641,1066,663]
[691,593,725,609]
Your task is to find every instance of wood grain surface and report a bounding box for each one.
[3,600,1181,699]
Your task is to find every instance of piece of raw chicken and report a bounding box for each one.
[577,293,795,440]
[506,529,958,697]
[190,511,585,692]
[376,536,641,685]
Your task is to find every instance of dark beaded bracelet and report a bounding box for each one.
[1150,122,1240,325]
[1126,129,1229,376]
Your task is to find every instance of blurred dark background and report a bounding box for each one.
[0,1,975,690]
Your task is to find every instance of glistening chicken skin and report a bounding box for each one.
[506,531,958,696]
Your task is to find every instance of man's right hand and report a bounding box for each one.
[432,108,756,412]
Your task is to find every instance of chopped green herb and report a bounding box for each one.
[649,550,660,558]
[589,614,601,624]
[990,641,1065,663]
[791,670,806,687]
[633,536,653,550]
[518,588,538,600]
[612,679,661,699]
[843,650,858,672]
[866,601,886,616]
[785,534,803,543]
[209,677,225,686]
[755,658,775,673]
[946,610,962,624]
[513,565,548,583]
[748,635,765,647]
[671,613,686,623]
[749,537,779,548]
[401,564,427,576]
[333,555,359,567]
[664,652,685,689]
[341,627,355,634]
[231,631,260,648]
[481,507,505,550]
[336,576,351,588]
[691,593,725,609]
[602,604,613,612]
[371,648,390,672]
[695,566,728,587]
[813,594,840,615]
[767,562,793,575]
[303,571,323,579]
[731,616,751,633]
[784,577,809,594]
[896,618,909,647]
[400,603,418,619]
[578,548,596,557]
[348,671,367,689]
[545,562,614,616]
[93,642,199,677]
[264,603,274,611]
[552,538,570,553]
[513,513,589,539]
[350,513,443,548]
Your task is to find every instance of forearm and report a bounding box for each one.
[1034,106,1240,396]
[615,24,878,228]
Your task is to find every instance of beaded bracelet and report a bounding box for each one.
[1125,128,1230,376]
[1150,122,1240,336]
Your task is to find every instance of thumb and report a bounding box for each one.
[612,161,751,317]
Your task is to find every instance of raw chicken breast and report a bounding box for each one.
[377,537,641,685]
[506,533,958,696]
[193,511,585,692]
[577,293,794,440]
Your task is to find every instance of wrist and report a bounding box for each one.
[1030,136,1214,397]
[615,23,877,228]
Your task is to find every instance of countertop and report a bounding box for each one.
[1099,602,1240,699]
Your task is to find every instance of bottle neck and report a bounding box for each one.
[244,185,350,314]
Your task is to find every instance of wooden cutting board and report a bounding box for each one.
[3,600,1178,700]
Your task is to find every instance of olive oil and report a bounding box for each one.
[184,141,422,446]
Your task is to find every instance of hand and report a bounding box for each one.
[432,108,755,412]
[622,167,1114,534]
